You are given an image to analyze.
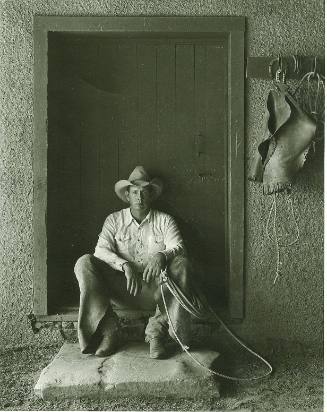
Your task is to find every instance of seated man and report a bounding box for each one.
[74,166,196,359]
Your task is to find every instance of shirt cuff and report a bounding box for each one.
[120,260,129,272]
[93,249,128,272]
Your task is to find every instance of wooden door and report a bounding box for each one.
[47,34,229,312]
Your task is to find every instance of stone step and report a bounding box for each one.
[35,342,220,400]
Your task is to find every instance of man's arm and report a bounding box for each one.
[143,215,185,283]
[94,215,128,272]
[160,215,186,263]
[94,215,141,296]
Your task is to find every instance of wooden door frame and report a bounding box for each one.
[33,16,245,320]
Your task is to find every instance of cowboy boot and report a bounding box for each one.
[95,332,118,357]
[94,310,120,357]
[149,337,166,359]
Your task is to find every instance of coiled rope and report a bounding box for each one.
[160,270,273,381]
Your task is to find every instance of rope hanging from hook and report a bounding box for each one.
[266,192,300,284]
[293,57,325,113]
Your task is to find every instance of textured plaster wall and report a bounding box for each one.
[0,0,324,349]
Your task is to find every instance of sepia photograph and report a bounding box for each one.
[0,1,324,411]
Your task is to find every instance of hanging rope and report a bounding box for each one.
[263,65,323,283]
[160,270,273,381]
[293,70,325,131]
[265,192,300,284]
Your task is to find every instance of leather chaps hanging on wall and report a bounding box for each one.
[249,85,317,194]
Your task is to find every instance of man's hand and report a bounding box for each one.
[143,253,166,283]
[123,262,142,296]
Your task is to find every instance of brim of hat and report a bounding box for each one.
[115,178,163,203]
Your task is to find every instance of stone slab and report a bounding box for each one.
[35,342,220,400]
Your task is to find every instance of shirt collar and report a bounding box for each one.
[125,208,152,226]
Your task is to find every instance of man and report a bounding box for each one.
[74,166,195,359]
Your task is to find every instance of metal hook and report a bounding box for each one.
[277,55,288,83]
[268,57,279,79]
[269,55,282,82]
[277,54,282,71]
[282,69,287,83]
[312,56,318,77]
[292,54,300,74]
[269,55,287,83]
[275,68,281,83]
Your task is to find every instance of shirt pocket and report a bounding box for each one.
[115,233,132,255]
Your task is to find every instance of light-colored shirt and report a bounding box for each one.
[94,208,185,272]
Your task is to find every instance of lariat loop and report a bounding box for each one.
[159,269,273,381]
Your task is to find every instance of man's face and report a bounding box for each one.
[125,185,152,212]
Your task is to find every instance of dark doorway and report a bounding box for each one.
[47,33,228,314]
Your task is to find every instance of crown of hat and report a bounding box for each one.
[128,166,150,183]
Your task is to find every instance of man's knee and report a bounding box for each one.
[74,254,94,279]
[168,256,191,284]
[169,255,190,272]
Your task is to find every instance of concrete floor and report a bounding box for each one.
[0,340,323,411]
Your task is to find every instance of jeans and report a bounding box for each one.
[74,254,195,353]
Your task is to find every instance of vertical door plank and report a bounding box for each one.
[173,42,195,249]
[205,44,227,177]
[194,44,207,172]
[156,44,175,176]
[204,43,227,243]
[116,42,139,181]
[137,44,157,173]
[175,43,195,175]
[98,42,121,218]
[203,43,228,297]
[79,38,98,247]
[191,43,210,261]
[78,84,101,249]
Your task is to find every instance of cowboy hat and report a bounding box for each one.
[114,166,163,203]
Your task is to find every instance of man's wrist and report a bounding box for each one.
[121,262,130,272]
[158,252,167,264]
